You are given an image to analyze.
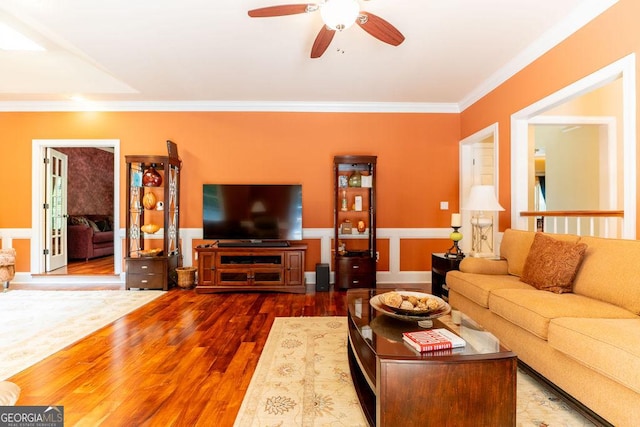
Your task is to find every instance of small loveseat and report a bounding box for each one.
[67,215,114,261]
[446,229,640,426]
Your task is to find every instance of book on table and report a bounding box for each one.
[402,328,466,353]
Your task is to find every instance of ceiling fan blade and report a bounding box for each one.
[357,11,405,46]
[248,4,315,18]
[310,26,335,58]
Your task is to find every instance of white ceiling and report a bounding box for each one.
[0,0,617,111]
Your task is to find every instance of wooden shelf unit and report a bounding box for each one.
[124,148,181,291]
[334,155,377,290]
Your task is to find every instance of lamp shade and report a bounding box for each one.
[320,0,360,31]
[463,185,505,211]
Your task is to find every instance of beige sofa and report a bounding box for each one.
[446,229,640,427]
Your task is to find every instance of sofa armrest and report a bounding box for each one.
[67,224,94,260]
[459,257,509,275]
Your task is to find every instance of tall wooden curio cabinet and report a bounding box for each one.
[125,147,181,290]
[333,155,377,289]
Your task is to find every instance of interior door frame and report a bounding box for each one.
[459,122,500,254]
[511,53,636,238]
[32,139,122,276]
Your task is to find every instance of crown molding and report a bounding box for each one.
[0,100,460,114]
[459,0,619,112]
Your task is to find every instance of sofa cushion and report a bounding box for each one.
[573,236,640,315]
[548,318,640,394]
[94,219,112,232]
[489,288,637,340]
[520,233,587,293]
[459,257,509,275]
[446,271,532,308]
[498,229,535,277]
[69,215,91,227]
[499,229,580,277]
[87,219,101,232]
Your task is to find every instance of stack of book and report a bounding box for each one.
[402,328,466,353]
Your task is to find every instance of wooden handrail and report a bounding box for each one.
[520,210,624,218]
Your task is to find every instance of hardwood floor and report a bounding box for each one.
[67,256,115,275]
[44,256,116,275]
[9,286,351,426]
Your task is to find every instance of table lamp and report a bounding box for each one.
[462,185,504,257]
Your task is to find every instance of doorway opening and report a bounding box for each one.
[459,123,500,255]
[511,54,636,239]
[31,139,122,279]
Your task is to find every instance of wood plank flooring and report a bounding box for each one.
[8,287,353,426]
[43,256,115,276]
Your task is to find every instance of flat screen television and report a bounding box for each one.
[203,184,302,245]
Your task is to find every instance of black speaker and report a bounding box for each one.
[315,263,330,291]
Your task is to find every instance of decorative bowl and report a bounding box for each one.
[370,291,451,322]
[141,223,160,234]
[138,248,162,257]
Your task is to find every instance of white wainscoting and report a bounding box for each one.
[2,227,455,286]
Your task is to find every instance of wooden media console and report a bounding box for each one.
[195,243,307,293]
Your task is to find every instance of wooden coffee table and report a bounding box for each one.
[347,288,516,427]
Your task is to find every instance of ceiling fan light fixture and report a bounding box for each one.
[320,0,360,31]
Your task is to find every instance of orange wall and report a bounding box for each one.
[0,111,460,271]
[461,0,640,231]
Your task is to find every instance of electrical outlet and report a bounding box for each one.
[376,251,380,262]
[440,201,449,210]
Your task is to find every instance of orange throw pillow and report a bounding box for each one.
[520,233,587,293]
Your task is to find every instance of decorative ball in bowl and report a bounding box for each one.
[380,291,443,315]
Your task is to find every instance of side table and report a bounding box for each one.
[431,252,463,301]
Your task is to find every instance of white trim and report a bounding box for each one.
[460,0,618,111]
[528,115,617,125]
[4,226,452,286]
[0,100,460,114]
[31,139,122,274]
[511,54,636,238]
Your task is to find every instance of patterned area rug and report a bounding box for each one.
[0,290,164,380]
[235,317,596,427]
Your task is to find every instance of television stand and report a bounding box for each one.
[195,243,307,293]
[217,240,290,248]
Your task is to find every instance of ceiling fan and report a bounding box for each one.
[248,0,405,58]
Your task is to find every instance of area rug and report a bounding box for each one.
[0,290,164,380]
[235,317,596,427]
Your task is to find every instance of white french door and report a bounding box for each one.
[45,148,68,272]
